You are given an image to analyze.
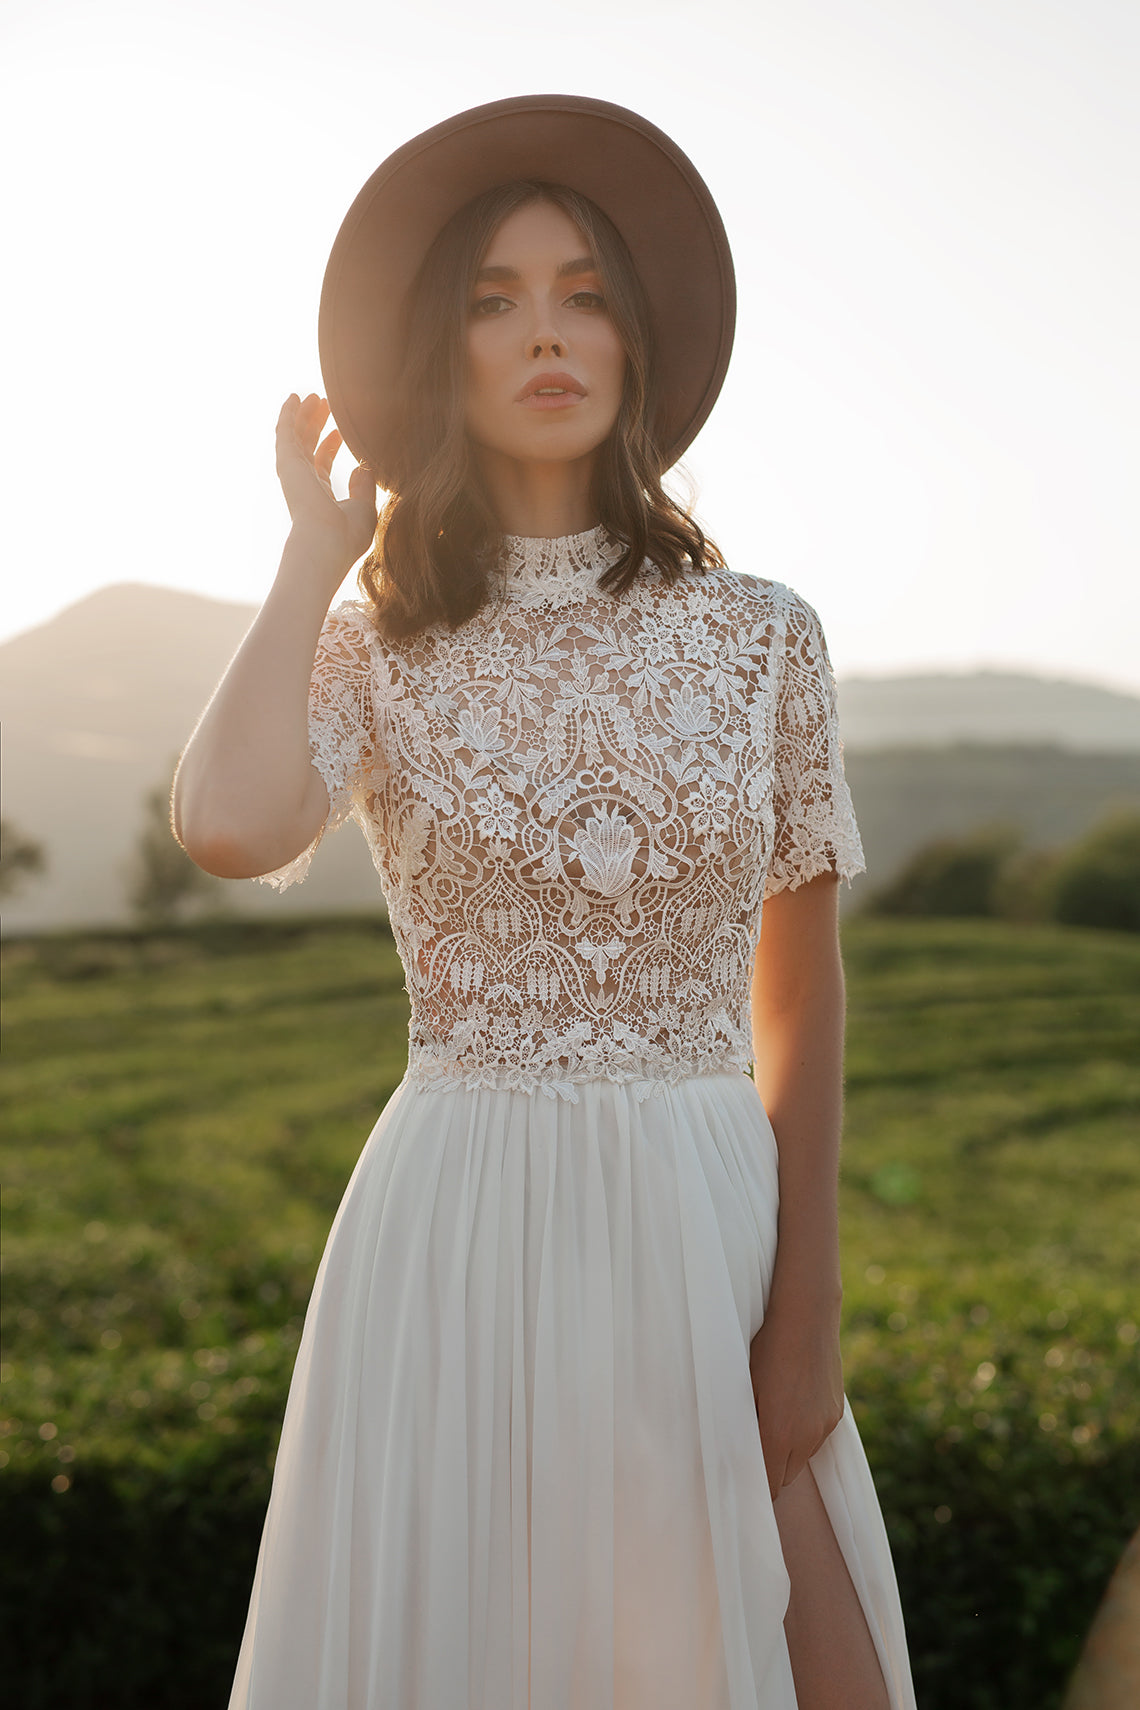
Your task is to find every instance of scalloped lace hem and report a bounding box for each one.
[404,1048,753,1102]
[763,842,866,898]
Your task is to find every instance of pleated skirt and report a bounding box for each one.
[227,1071,916,1709]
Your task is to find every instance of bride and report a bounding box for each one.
[174,95,915,1710]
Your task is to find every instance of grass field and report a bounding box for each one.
[2,914,1139,1707]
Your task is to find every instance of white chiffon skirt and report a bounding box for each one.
[227,1072,916,1709]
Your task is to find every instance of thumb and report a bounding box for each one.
[764,1440,786,1504]
[348,462,378,503]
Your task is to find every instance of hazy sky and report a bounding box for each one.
[2,0,1137,688]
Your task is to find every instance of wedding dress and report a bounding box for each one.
[227,526,916,1709]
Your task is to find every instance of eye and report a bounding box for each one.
[471,293,513,318]
[566,289,606,311]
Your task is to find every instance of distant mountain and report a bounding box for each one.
[3,583,1139,932]
[837,671,1140,753]
[0,585,378,935]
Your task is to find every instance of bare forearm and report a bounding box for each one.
[750,876,847,1314]
[748,878,849,1491]
[752,973,846,1311]
[173,531,351,878]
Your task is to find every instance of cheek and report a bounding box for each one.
[463,354,485,421]
[464,339,487,398]
[464,356,505,440]
[465,326,507,405]
[598,331,628,416]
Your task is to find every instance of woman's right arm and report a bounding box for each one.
[172,394,378,879]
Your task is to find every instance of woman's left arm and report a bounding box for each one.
[748,868,847,1499]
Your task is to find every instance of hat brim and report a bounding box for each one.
[318,94,735,486]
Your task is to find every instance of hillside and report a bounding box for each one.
[839,670,1140,752]
[3,583,1139,930]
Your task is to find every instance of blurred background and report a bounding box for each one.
[2,0,1138,933]
[2,3,1138,1707]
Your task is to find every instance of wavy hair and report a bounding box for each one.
[359,180,723,641]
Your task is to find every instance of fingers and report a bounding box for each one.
[275,394,300,462]
[274,393,376,549]
[295,393,331,458]
[276,396,350,517]
[768,1457,786,1504]
[348,460,378,502]
[276,393,310,473]
[769,1428,834,1500]
[758,1422,785,1503]
[768,1445,810,1501]
[313,426,343,480]
[784,1448,809,1491]
[276,393,331,461]
[757,1413,812,1502]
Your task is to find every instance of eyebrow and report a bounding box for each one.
[474,254,599,284]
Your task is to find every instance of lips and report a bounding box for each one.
[515,371,587,403]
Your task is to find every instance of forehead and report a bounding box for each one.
[480,200,592,264]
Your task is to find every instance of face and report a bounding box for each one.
[464,200,627,471]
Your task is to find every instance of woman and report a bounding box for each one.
[175,96,916,1710]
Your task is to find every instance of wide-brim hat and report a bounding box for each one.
[319,94,735,487]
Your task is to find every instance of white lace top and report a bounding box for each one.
[262,527,865,1098]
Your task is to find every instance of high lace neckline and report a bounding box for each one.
[495,524,626,606]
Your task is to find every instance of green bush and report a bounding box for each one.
[3,1333,1136,1710]
[1051,811,1140,933]
[865,823,1021,918]
[989,844,1065,923]
[1,1362,284,1709]
[847,1329,1140,1710]
[866,810,1140,932]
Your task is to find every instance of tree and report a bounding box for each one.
[989,845,1064,924]
[126,780,217,926]
[0,818,47,897]
[864,823,1022,919]
[1050,809,1140,933]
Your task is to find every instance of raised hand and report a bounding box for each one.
[275,393,378,570]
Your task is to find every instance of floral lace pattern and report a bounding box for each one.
[261,527,865,1097]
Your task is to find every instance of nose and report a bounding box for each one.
[528,330,564,360]
[525,299,565,360]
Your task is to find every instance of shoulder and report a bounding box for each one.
[673,565,826,638]
[317,600,385,667]
[322,598,380,642]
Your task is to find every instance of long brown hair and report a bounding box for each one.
[359,180,723,641]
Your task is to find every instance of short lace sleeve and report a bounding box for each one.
[258,601,381,891]
[764,591,865,898]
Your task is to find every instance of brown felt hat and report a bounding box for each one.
[318,94,736,487]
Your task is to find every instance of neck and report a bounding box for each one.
[473,446,600,537]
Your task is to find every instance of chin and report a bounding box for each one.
[491,423,616,466]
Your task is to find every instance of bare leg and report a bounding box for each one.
[773,1464,891,1710]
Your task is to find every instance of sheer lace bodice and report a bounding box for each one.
[262,527,864,1097]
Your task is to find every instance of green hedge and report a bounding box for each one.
[3,1442,270,1708]
[3,1390,1137,1709]
[851,1347,1140,1709]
